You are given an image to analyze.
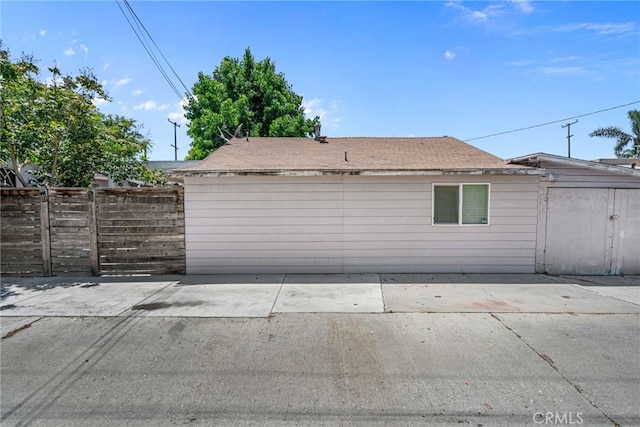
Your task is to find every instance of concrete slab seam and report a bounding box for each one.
[268,274,288,316]
[378,274,390,313]
[489,313,622,427]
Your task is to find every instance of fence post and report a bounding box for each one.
[88,189,100,276]
[39,188,52,276]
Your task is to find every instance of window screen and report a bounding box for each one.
[433,184,489,225]
[462,184,489,224]
[433,185,459,224]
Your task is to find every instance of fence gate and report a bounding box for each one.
[544,188,640,275]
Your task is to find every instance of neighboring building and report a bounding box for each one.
[509,153,640,275]
[95,161,201,187]
[175,136,543,274]
[148,160,201,186]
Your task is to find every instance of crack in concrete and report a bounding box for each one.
[1,317,43,340]
[489,313,621,427]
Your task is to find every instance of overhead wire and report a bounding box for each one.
[114,1,636,144]
[115,0,191,101]
[121,0,193,98]
[464,101,640,142]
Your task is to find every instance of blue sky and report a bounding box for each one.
[2,1,639,161]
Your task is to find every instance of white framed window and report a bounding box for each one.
[432,183,490,225]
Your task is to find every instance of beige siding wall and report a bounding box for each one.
[184,175,539,274]
[185,176,343,274]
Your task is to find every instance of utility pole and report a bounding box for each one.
[562,119,578,158]
[168,118,180,161]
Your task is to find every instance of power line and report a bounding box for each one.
[121,0,193,98]
[115,0,192,101]
[115,0,182,100]
[464,101,640,142]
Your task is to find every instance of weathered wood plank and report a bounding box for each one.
[97,221,184,229]
[2,187,185,277]
[97,235,185,245]
[98,249,185,258]
[97,226,185,234]
[0,235,41,244]
[1,250,42,260]
[96,212,184,221]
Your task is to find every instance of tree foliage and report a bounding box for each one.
[184,48,319,160]
[0,43,166,187]
[589,109,640,158]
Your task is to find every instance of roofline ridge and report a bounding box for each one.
[328,136,458,139]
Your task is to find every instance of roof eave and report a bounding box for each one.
[178,167,543,178]
[509,153,640,176]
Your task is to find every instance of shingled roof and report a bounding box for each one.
[176,136,536,176]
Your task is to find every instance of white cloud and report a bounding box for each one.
[537,66,588,76]
[446,1,504,22]
[134,100,170,111]
[39,29,46,37]
[511,0,533,14]
[303,98,327,122]
[114,78,132,88]
[103,62,110,71]
[303,98,342,131]
[63,48,75,57]
[80,44,88,58]
[510,52,637,80]
[167,98,189,124]
[132,89,143,96]
[553,22,635,35]
[507,60,532,67]
[444,50,456,60]
[550,56,580,63]
[92,97,109,107]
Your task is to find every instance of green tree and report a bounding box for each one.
[0,44,166,187]
[27,65,107,187]
[184,47,319,160]
[0,47,45,187]
[589,110,640,158]
[99,115,166,187]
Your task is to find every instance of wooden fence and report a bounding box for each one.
[1,188,185,276]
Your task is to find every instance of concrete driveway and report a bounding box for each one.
[1,273,638,426]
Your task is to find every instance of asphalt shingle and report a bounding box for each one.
[178,136,532,175]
